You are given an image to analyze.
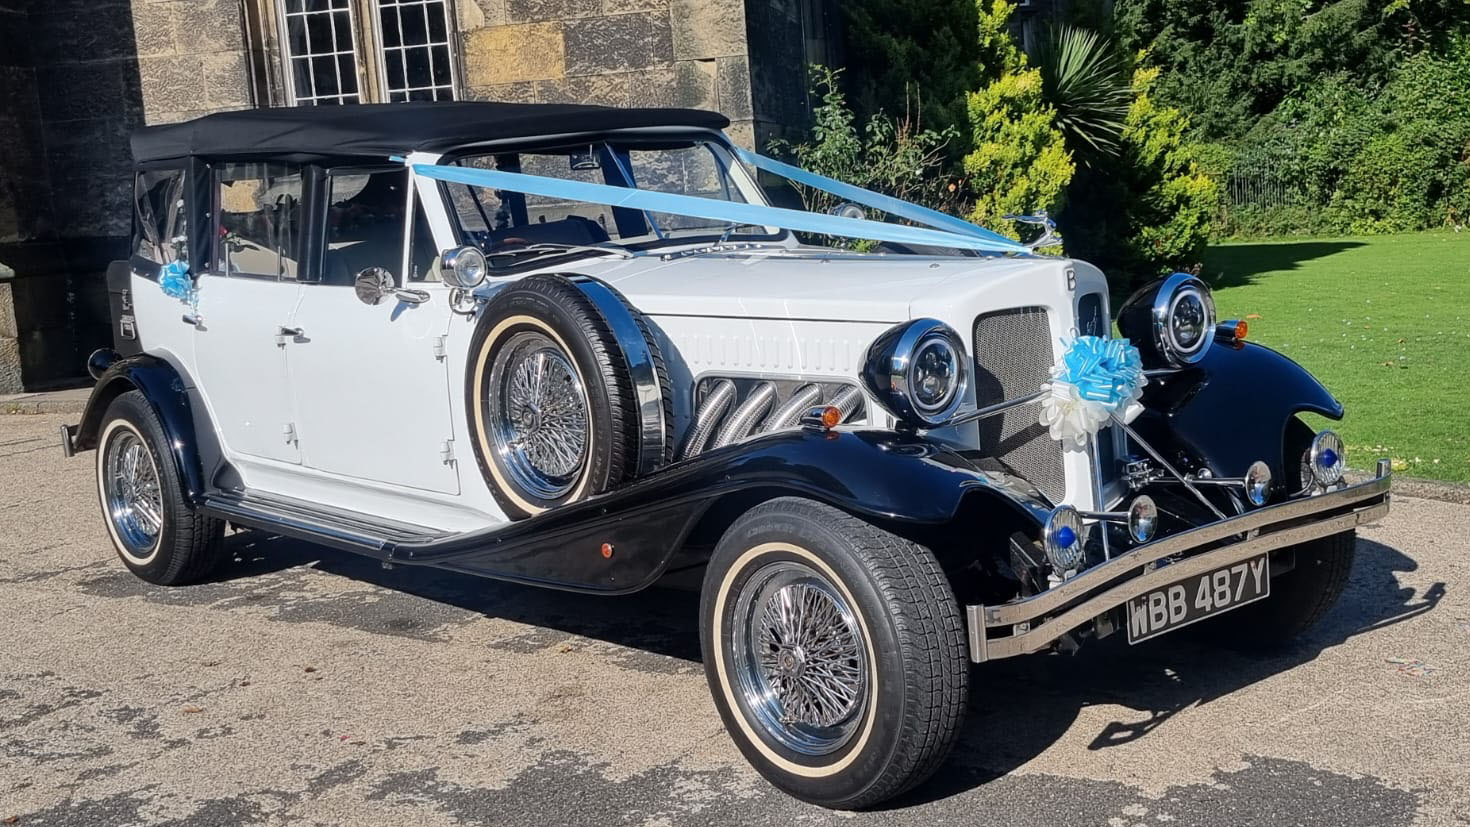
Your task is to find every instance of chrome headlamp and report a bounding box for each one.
[441,246,488,290]
[861,318,969,427]
[1152,272,1215,365]
[1118,272,1216,367]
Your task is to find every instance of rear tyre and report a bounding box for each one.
[700,498,968,809]
[1200,530,1356,649]
[95,390,224,585]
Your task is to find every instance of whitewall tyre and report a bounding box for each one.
[95,391,223,586]
[465,275,672,519]
[700,497,969,809]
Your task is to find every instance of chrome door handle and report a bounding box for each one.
[276,326,304,346]
[182,313,202,326]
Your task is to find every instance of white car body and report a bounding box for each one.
[126,139,1114,534]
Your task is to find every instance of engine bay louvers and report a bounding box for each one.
[680,378,866,460]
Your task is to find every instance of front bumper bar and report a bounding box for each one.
[966,461,1393,662]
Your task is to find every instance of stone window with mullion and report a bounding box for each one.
[275,0,457,106]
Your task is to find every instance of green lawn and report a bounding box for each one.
[1201,231,1470,484]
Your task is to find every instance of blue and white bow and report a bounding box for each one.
[1039,336,1147,448]
[160,259,195,303]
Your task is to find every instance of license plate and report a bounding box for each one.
[1126,555,1270,644]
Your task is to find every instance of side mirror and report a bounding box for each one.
[828,202,866,221]
[355,267,430,307]
[353,267,395,306]
[440,246,488,290]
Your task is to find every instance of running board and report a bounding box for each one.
[201,490,451,556]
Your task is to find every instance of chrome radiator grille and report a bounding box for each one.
[973,307,1066,502]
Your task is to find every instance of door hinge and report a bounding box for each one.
[432,335,447,361]
[440,438,455,465]
[283,423,297,445]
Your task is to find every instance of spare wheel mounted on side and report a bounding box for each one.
[466,274,673,519]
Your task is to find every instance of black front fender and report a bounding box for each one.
[389,428,1050,593]
[1137,340,1342,480]
[73,352,216,506]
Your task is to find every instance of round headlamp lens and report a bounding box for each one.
[1148,274,1216,366]
[1170,290,1207,351]
[911,336,960,413]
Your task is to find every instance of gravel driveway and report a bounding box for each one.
[2,413,1466,826]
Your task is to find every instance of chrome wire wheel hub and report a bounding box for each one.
[487,330,591,500]
[731,561,868,756]
[103,429,163,559]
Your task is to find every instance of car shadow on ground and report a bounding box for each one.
[202,531,1442,806]
[899,537,1444,807]
[206,529,706,661]
[1201,240,1366,290]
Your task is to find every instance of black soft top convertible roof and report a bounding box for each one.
[130,101,731,164]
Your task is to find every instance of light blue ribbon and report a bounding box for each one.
[730,147,1022,248]
[410,164,1028,254]
[1055,335,1145,412]
[159,260,194,302]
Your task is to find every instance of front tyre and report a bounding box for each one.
[95,390,223,585]
[700,498,968,809]
[1202,530,1356,649]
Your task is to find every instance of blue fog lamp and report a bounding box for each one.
[1043,506,1086,573]
[1309,430,1346,486]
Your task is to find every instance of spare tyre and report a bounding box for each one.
[466,274,672,519]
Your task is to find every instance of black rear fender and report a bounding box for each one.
[73,353,220,506]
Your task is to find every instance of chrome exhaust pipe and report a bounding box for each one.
[713,382,777,449]
[680,379,736,460]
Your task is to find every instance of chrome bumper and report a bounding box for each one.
[966,460,1393,662]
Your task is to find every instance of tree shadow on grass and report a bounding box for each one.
[1202,240,1367,290]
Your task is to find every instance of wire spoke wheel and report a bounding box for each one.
[731,560,869,756]
[486,330,591,501]
[103,429,164,559]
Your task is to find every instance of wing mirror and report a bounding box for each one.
[440,246,488,290]
[354,267,429,306]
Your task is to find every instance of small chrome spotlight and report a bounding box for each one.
[1127,495,1158,543]
[1243,460,1272,507]
[1043,506,1085,573]
[1309,430,1345,486]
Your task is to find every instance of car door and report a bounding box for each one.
[192,162,305,466]
[284,165,460,495]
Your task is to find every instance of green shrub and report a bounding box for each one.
[769,66,960,222]
[1062,64,1220,289]
[839,0,981,138]
[962,0,1074,243]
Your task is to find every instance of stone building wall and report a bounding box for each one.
[0,0,254,392]
[0,0,815,391]
[455,0,759,147]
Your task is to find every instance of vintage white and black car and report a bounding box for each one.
[62,102,1391,809]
